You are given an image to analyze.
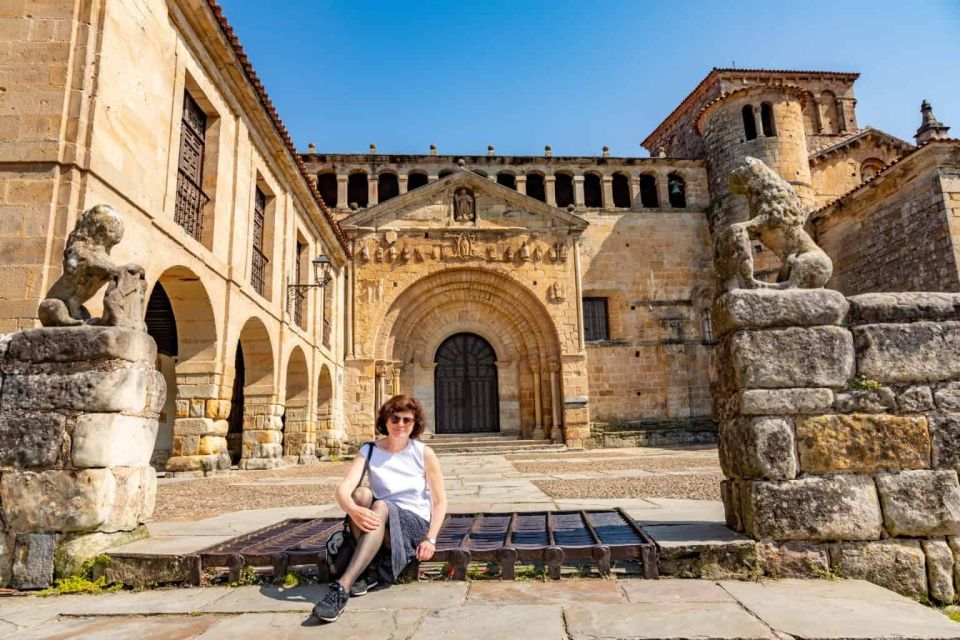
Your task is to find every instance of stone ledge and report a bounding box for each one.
[6,326,156,367]
[848,292,960,325]
[712,289,849,339]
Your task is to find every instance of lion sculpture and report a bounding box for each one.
[714,157,832,292]
[39,204,146,330]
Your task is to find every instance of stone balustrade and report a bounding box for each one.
[712,289,960,603]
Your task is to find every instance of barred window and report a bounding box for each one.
[174,92,209,241]
[293,240,306,328]
[251,187,268,296]
[583,297,609,342]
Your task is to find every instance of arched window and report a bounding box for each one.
[407,172,428,190]
[820,90,839,134]
[639,174,659,208]
[497,172,517,190]
[612,172,630,208]
[526,173,545,202]
[317,172,338,208]
[347,172,368,208]
[438,169,455,179]
[378,172,399,202]
[742,105,758,141]
[668,173,686,208]
[554,173,574,208]
[860,158,885,182]
[760,102,776,137]
[583,173,602,207]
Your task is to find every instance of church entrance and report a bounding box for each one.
[434,333,500,434]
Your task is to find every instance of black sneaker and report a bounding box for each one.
[349,570,379,597]
[312,581,348,623]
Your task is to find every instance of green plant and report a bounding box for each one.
[37,555,121,597]
[229,566,259,587]
[513,565,548,582]
[847,374,882,391]
[278,571,301,588]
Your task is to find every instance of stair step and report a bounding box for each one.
[429,439,552,448]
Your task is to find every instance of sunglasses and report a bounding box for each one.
[389,415,414,425]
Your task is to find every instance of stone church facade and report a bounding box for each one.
[1,1,958,462]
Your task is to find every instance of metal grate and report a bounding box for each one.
[188,509,657,584]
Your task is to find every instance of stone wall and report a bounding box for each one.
[713,289,960,602]
[0,327,164,589]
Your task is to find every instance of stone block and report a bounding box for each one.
[173,417,214,435]
[0,532,9,587]
[854,321,960,383]
[719,416,797,480]
[239,456,281,470]
[172,434,199,456]
[712,289,848,339]
[165,454,229,475]
[146,369,165,416]
[795,414,930,473]
[11,532,54,590]
[720,480,744,532]
[54,527,148,578]
[209,420,229,436]
[757,540,830,579]
[741,475,882,540]
[922,539,956,604]
[2,366,152,414]
[198,435,227,455]
[102,466,154,532]
[71,414,158,468]
[936,382,960,412]
[847,292,960,325]
[875,470,960,537]
[738,388,833,415]
[243,429,281,445]
[899,385,934,412]
[206,399,231,420]
[2,469,115,532]
[719,326,854,390]
[830,540,927,600]
[931,413,960,471]
[6,326,156,366]
[0,411,64,468]
[833,387,896,413]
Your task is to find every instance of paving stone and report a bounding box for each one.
[619,579,735,603]
[720,578,960,639]
[65,586,232,615]
[413,604,564,640]
[563,601,775,639]
[465,579,624,605]
[8,615,221,640]
[195,610,426,639]
[201,582,467,613]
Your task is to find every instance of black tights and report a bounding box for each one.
[338,487,389,591]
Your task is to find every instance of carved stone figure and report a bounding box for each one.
[399,244,411,263]
[38,204,146,329]
[413,246,424,262]
[504,246,514,261]
[358,243,371,263]
[387,243,398,263]
[374,246,384,262]
[550,281,565,302]
[519,241,531,262]
[453,187,475,222]
[715,157,833,292]
[486,245,498,261]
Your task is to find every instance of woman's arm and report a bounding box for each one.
[417,445,447,561]
[335,450,382,532]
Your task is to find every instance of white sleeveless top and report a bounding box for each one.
[359,439,432,521]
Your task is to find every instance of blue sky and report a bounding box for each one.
[218,1,960,157]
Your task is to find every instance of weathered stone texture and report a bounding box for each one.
[875,470,960,537]
[54,527,148,578]
[719,416,797,480]
[922,539,956,604]
[11,533,55,590]
[833,387,896,413]
[935,382,960,412]
[854,321,960,383]
[6,326,156,366]
[794,414,930,473]
[756,540,830,579]
[71,414,158,468]
[711,289,848,338]
[719,326,854,390]
[0,411,65,468]
[899,385,934,413]
[738,388,833,415]
[847,292,960,325]
[1,366,153,414]
[741,475,882,540]
[1,469,115,532]
[930,412,960,471]
[830,540,927,600]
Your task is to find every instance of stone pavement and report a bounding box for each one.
[2,578,959,639]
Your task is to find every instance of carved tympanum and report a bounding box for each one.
[38,204,147,330]
[715,157,832,293]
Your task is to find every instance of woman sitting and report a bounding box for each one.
[312,395,447,623]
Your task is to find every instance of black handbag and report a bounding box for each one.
[326,441,374,577]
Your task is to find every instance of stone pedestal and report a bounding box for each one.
[0,326,164,589]
[713,290,960,603]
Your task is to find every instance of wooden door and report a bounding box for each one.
[434,333,499,434]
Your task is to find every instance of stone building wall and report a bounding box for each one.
[813,142,960,295]
[0,0,350,472]
[808,132,911,207]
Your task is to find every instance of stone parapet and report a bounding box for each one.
[712,289,960,603]
[0,326,162,589]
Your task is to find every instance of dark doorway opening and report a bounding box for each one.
[434,333,499,434]
[228,344,245,464]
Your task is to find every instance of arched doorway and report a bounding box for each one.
[145,281,178,467]
[235,317,278,470]
[282,347,313,462]
[434,333,500,434]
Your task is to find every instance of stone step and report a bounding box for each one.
[428,438,553,449]
[431,441,566,456]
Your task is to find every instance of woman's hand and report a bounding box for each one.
[416,539,435,561]
[348,505,383,533]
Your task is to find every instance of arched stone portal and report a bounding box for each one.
[434,333,500,434]
[374,268,564,440]
[235,317,280,470]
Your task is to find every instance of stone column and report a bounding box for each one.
[391,368,401,396]
[336,174,348,208]
[753,106,765,138]
[544,175,557,207]
[601,176,614,209]
[549,358,561,442]
[573,175,585,208]
[656,171,670,209]
[282,406,317,465]
[239,397,284,470]
[165,378,231,477]
[0,327,164,589]
[629,176,640,207]
[398,174,409,195]
[428,174,439,184]
[516,175,527,196]
[530,360,544,439]
[368,176,379,207]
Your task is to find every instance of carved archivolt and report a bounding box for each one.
[354,233,570,266]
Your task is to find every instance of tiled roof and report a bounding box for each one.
[807,127,913,160]
[811,138,960,221]
[204,1,350,255]
[693,84,810,134]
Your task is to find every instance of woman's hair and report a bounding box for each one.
[375,394,426,439]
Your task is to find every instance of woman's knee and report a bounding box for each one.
[352,486,373,507]
[371,500,389,517]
